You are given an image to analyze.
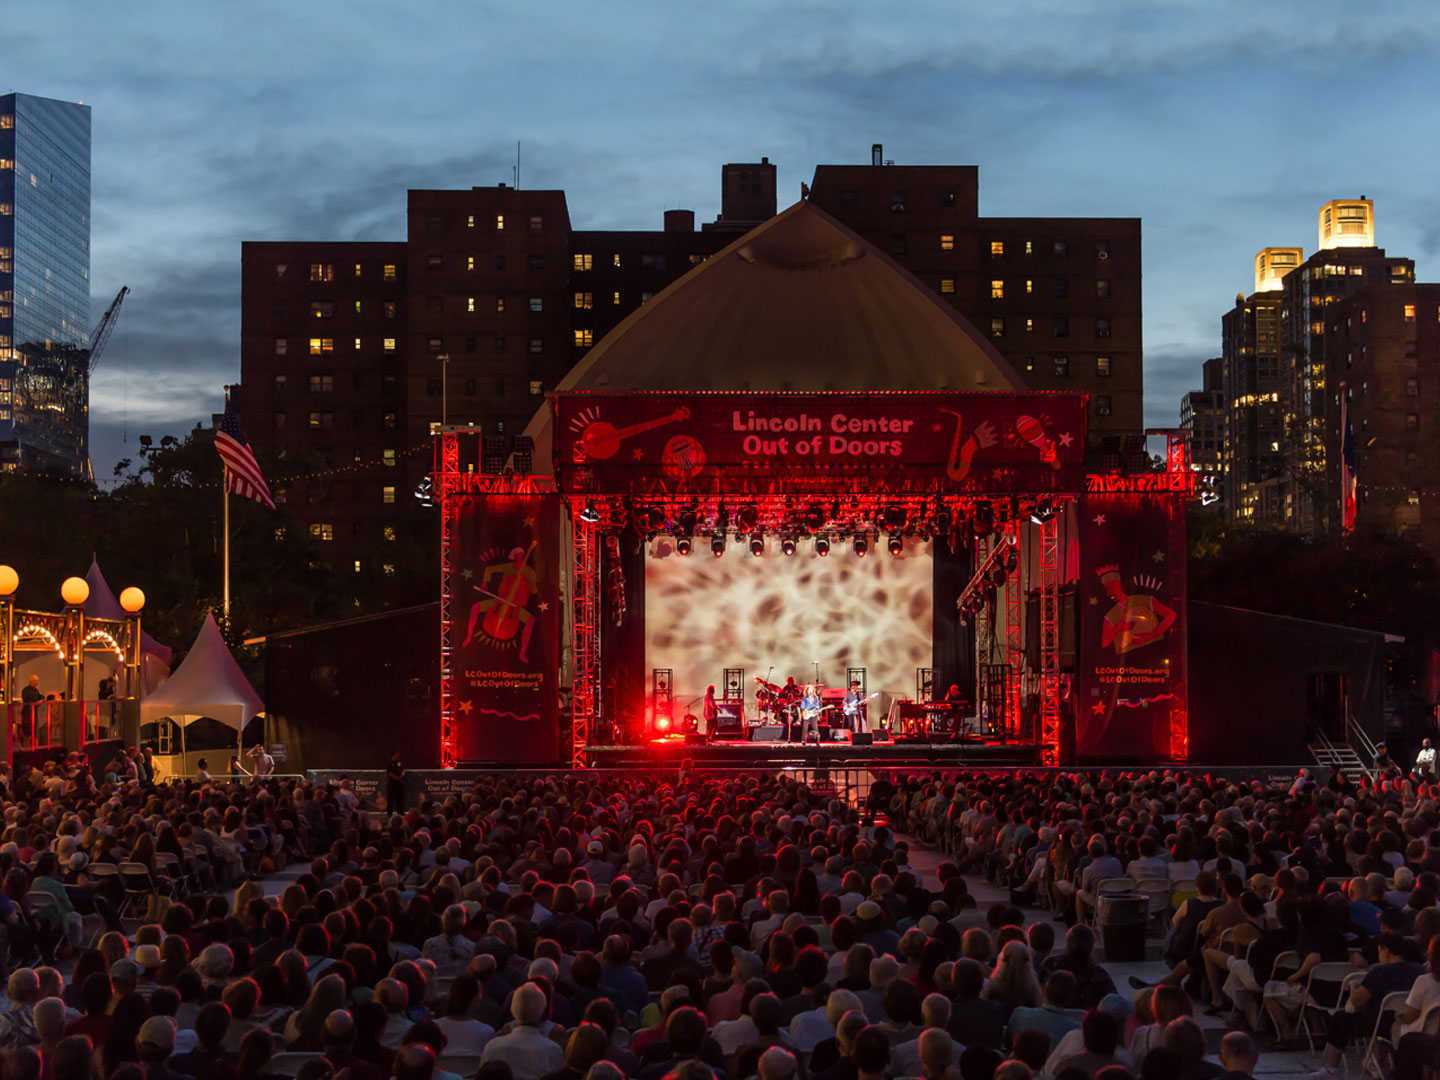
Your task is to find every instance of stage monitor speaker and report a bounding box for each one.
[684,733,707,745]
[852,732,874,746]
[749,725,785,742]
[710,701,744,738]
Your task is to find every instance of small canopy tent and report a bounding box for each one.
[84,559,172,695]
[140,614,263,770]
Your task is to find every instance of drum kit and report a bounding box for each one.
[752,675,852,737]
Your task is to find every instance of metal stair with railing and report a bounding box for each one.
[1309,727,1375,783]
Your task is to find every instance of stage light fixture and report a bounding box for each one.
[678,510,698,534]
[736,504,759,532]
[1005,548,1019,573]
[1030,499,1055,525]
[711,535,726,557]
[749,533,765,557]
[781,537,796,557]
[803,505,825,532]
[676,537,693,557]
[990,566,1007,587]
[887,535,903,557]
[656,716,671,732]
[882,505,907,531]
[815,534,830,557]
[579,503,601,524]
[853,534,868,557]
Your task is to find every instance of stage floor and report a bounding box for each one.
[586,738,1044,769]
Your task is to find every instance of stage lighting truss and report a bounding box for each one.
[956,529,1022,614]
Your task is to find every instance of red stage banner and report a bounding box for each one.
[553,392,1087,495]
[448,492,562,763]
[1075,492,1187,761]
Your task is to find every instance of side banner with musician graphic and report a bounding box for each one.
[554,392,1087,495]
[1075,492,1187,761]
[450,492,562,763]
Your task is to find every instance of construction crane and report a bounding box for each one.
[88,285,129,375]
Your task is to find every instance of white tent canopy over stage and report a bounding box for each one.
[140,613,263,734]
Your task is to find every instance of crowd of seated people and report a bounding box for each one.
[0,761,1439,1080]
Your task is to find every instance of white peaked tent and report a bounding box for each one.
[139,613,263,733]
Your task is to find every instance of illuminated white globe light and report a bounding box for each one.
[0,565,17,596]
[60,577,90,606]
[119,587,146,613]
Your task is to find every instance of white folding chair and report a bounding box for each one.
[1298,961,1359,1053]
[1360,990,1410,1078]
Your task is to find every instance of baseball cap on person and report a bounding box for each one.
[137,1016,175,1051]
[586,841,603,856]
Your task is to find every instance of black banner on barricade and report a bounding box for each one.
[1075,492,1187,761]
[448,492,562,763]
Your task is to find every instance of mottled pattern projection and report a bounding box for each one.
[646,545,933,709]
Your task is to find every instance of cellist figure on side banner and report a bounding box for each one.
[461,542,538,662]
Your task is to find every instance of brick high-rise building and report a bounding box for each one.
[806,152,1142,443]
[1327,283,1440,546]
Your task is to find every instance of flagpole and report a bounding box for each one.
[222,386,231,627]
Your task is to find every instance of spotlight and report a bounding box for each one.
[990,566,1007,587]
[888,535,903,557]
[1030,499,1055,525]
[781,537,796,557]
[656,716,671,732]
[815,534,830,557]
[678,509,697,534]
[803,505,826,532]
[749,532,765,557]
[1005,548,1019,573]
[711,535,726,557]
[882,505,908,531]
[853,534,868,557]
[579,503,601,524]
[676,537,693,557]
[736,504,759,532]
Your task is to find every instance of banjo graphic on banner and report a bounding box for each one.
[553,392,1088,495]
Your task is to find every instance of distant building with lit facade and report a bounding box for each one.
[1181,357,1226,503]
[238,150,1147,586]
[1216,198,1427,541]
[0,92,91,475]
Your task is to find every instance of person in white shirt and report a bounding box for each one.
[1399,937,1440,1037]
[1417,739,1436,779]
[479,982,566,1080]
[248,745,275,777]
[422,905,478,979]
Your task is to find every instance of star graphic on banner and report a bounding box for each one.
[1152,549,1167,564]
[1058,432,1074,447]
[538,601,549,612]
[522,516,535,528]
[458,700,474,714]
[932,422,944,432]
[1088,596,1099,606]
[632,447,645,460]
[460,569,474,581]
[1091,702,1106,715]
[1093,514,1106,526]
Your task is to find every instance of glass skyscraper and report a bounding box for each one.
[0,92,91,475]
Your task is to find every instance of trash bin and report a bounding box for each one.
[1098,893,1148,963]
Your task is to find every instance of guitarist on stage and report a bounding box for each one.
[843,681,869,734]
[798,684,822,744]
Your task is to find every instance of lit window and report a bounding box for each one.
[307,411,333,429]
[612,254,622,268]
[383,449,396,467]
[939,278,956,294]
[382,486,396,504]
[308,338,334,354]
[309,523,334,542]
[1054,356,1069,376]
[275,263,288,280]
[383,564,396,577]
[574,254,592,271]
[990,318,1004,338]
[612,291,621,305]
[467,297,475,312]
[274,338,288,356]
[496,297,505,312]
[1025,279,1033,295]
[383,412,396,428]
[990,241,1004,257]
[529,297,543,312]
[496,214,505,230]
[467,256,475,271]
[0,116,11,129]
[383,526,397,541]
[1097,356,1111,377]
[529,215,543,231]
[990,280,1004,299]
[574,292,593,309]
[0,204,11,215]
[384,301,396,319]
[1026,318,1035,333]
[529,380,544,396]
[467,215,475,228]
[940,234,955,251]
[308,374,334,393]
[383,338,396,352]
[575,329,594,347]
[1404,304,1416,320]
[354,263,362,277]
[383,264,397,281]
[354,301,363,315]
[309,264,334,282]
[529,338,543,354]
[353,337,361,350]
[1024,240,1034,255]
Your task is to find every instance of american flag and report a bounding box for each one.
[216,398,275,510]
